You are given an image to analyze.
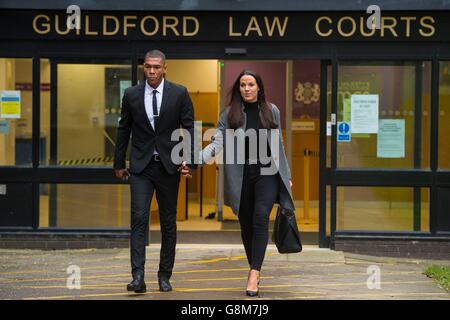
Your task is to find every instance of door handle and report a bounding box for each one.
[330,113,336,125]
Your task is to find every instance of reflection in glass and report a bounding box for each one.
[439,61,450,169]
[336,187,429,232]
[39,184,131,228]
[0,58,33,166]
[290,60,321,232]
[40,59,50,165]
[337,62,431,169]
[326,185,331,236]
[43,62,132,166]
[139,59,221,222]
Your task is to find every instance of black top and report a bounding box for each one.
[243,101,261,163]
[244,101,260,130]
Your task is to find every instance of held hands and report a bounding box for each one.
[178,161,193,178]
[115,168,130,181]
[117,164,287,182]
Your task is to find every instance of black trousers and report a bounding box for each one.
[238,164,279,271]
[129,159,180,279]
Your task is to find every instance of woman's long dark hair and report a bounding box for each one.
[227,70,278,130]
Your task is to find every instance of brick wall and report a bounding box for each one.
[0,232,130,250]
[334,238,450,260]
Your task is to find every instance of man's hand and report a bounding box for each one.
[115,168,130,180]
[178,161,192,178]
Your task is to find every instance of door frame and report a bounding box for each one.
[321,57,445,248]
[2,40,449,244]
[319,60,332,248]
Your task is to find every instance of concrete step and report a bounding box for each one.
[150,230,319,245]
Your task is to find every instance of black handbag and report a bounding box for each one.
[272,207,302,254]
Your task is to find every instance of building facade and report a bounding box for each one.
[0,0,449,258]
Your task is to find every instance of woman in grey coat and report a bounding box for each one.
[181,70,294,297]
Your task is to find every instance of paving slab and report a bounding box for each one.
[0,244,448,300]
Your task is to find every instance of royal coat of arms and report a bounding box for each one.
[294,82,320,105]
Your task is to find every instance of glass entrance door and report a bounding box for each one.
[40,58,134,228]
[220,60,323,245]
[324,60,432,246]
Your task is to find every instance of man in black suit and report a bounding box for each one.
[114,50,196,293]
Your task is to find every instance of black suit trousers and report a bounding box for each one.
[129,159,180,279]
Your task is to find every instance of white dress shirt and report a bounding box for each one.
[144,78,164,155]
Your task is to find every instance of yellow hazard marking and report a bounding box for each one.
[22,276,276,290]
[57,157,114,166]
[22,280,441,300]
[0,263,362,282]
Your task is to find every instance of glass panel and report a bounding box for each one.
[172,60,219,222]
[40,59,50,165]
[0,58,33,166]
[39,184,131,228]
[326,64,332,168]
[337,61,430,169]
[421,62,431,169]
[0,183,32,227]
[291,60,320,231]
[336,187,430,232]
[439,61,450,169]
[326,185,331,236]
[50,62,131,166]
[437,188,450,231]
[137,59,220,223]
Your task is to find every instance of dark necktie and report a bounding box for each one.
[152,89,158,129]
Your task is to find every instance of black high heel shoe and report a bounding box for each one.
[246,275,260,297]
[246,289,258,297]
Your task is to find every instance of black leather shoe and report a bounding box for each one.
[127,275,146,293]
[158,277,172,292]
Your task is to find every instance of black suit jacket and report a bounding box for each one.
[114,80,197,175]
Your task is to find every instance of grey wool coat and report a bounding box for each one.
[200,103,295,215]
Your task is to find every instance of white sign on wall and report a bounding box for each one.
[377,119,405,158]
[350,94,379,134]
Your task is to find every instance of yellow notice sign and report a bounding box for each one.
[0,91,21,119]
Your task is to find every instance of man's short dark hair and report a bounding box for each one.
[144,50,166,63]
